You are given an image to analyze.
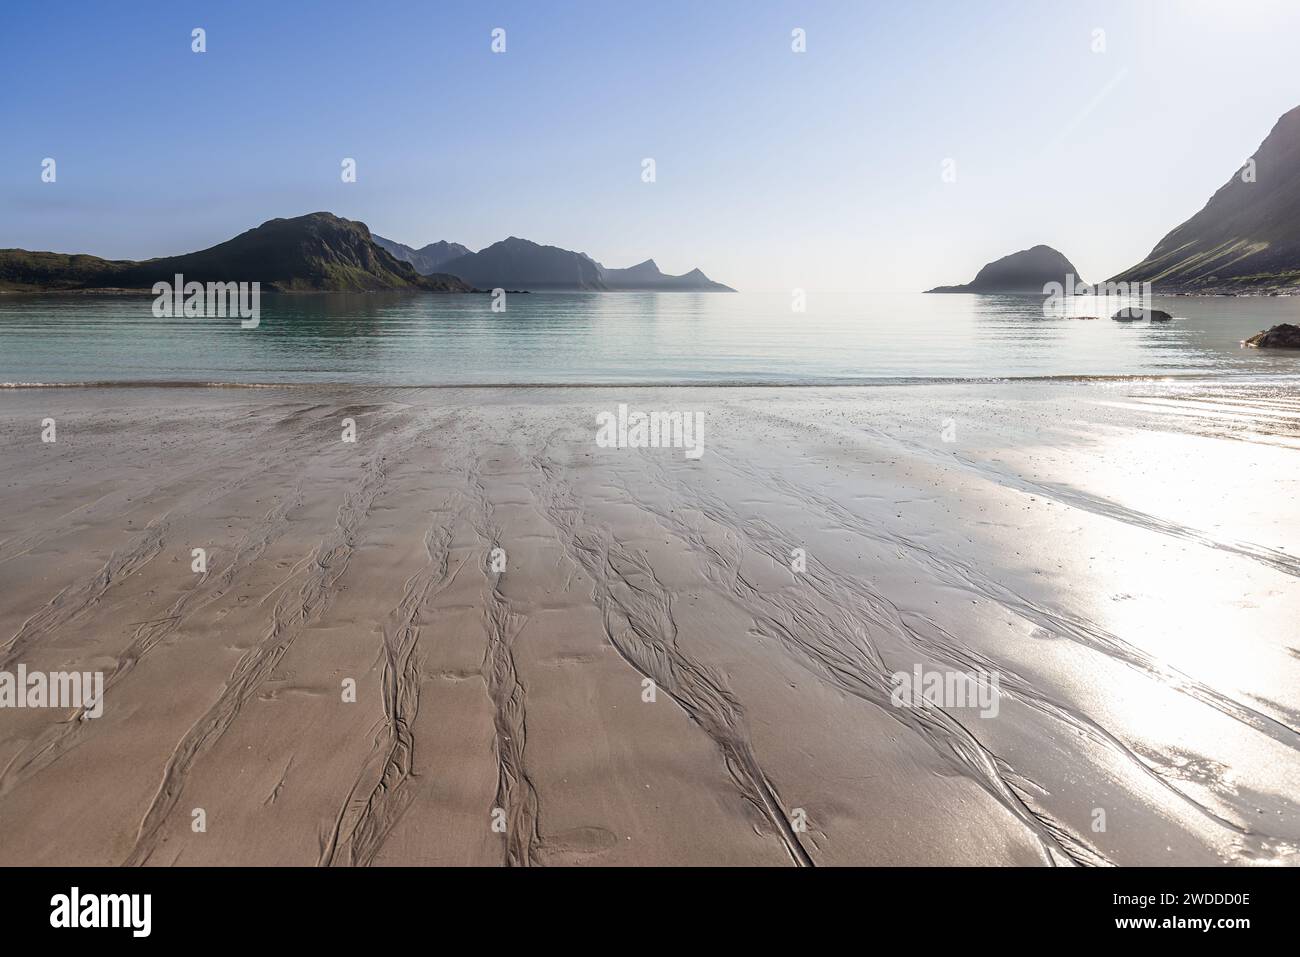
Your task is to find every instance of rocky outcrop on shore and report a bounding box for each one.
[1244,323,1300,347]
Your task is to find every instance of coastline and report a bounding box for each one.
[0,372,1263,388]
[1,379,1296,865]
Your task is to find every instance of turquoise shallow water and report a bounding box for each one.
[1,291,1298,385]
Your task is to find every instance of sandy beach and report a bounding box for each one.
[0,380,1297,866]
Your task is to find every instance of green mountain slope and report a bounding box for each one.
[0,213,471,292]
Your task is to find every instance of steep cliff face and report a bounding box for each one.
[1111,105,1300,291]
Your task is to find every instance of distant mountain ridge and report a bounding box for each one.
[1111,104,1300,291]
[375,233,735,291]
[372,236,471,276]
[926,245,1084,293]
[601,259,735,291]
[0,213,470,292]
[437,237,608,290]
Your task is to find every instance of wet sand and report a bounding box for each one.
[0,380,1297,866]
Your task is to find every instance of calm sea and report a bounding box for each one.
[1,291,1297,386]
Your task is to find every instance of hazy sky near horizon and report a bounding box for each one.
[3,0,1299,292]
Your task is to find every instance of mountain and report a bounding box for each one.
[926,245,1084,293]
[0,213,470,292]
[372,235,471,275]
[385,232,735,291]
[1,218,735,294]
[600,259,736,292]
[1111,105,1300,291]
[438,237,608,290]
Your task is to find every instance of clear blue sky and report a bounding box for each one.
[2,0,1298,291]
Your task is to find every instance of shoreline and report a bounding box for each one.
[4,286,1300,297]
[0,372,1282,389]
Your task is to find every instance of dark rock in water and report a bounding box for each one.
[926,244,1084,293]
[1244,323,1300,348]
[1112,307,1173,321]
